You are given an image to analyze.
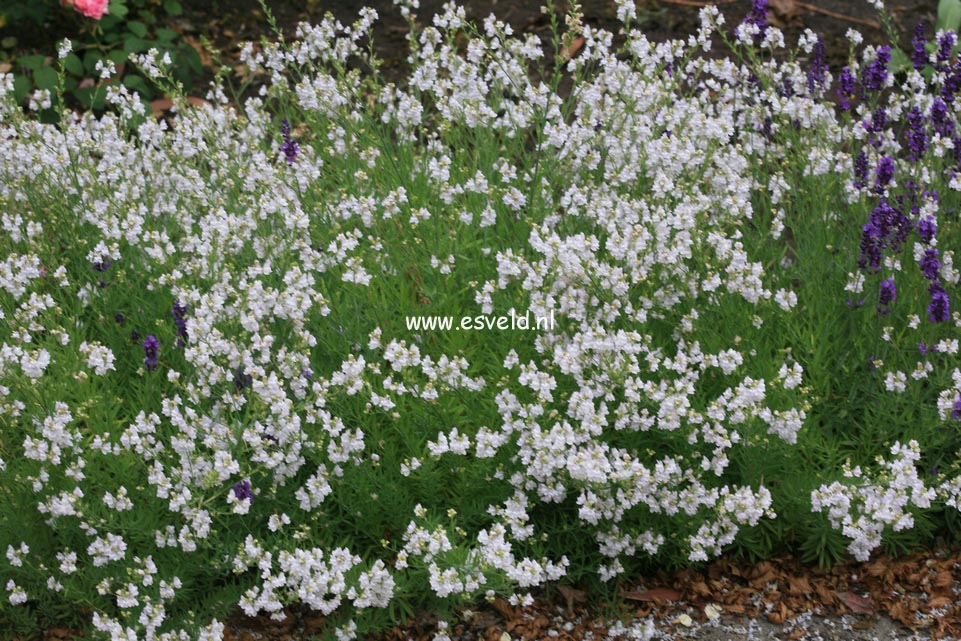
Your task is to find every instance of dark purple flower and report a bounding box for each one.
[853,150,868,189]
[878,277,896,312]
[741,0,768,44]
[280,118,299,164]
[172,300,189,348]
[233,366,252,392]
[919,247,942,280]
[918,216,937,244]
[232,479,253,502]
[92,256,112,272]
[837,66,858,110]
[863,107,887,148]
[953,395,961,420]
[938,31,956,69]
[931,98,954,137]
[863,45,892,92]
[114,312,125,327]
[868,355,878,371]
[807,36,827,95]
[928,280,951,323]
[142,335,160,371]
[918,342,938,355]
[130,330,141,342]
[905,106,929,162]
[911,23,927,71]
[875,156,895,190]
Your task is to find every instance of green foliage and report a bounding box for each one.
[2,0,200,113]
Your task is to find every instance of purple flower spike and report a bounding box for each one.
[911,23,927,71]
[863,45,892,92]
[919,247,941,280]
[918,216,937,244]
[142,335,160,371]
[928,281,951,323]
[837,66,858,110]
[280,118,300,164]
[172,300,189,348]
[877,278,896,315]
[232,479,253,502]
[875,156,895,190]
[807,36,827,95]
[953,395,961,420]
[741,0,769,44]
[905,106,929,162]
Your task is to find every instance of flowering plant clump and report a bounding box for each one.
[3,1,961,639]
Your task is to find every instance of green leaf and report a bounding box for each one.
[123,36,151,54]
[17,54,46,72]
[108,49,128,65]
[123,73,152,98]
[126,20,148,38]
[64,53,84,77]
[12,74,30,103]
[83,50,102,73]
[163,0,182,15]
[156,28,179,42]
[108,0,129,19]
[33,66,59,91]
[938,0,961,33]
[888,47,911,75]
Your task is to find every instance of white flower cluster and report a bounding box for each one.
[812,441,935,561]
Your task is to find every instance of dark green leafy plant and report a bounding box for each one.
[1,0,202,114]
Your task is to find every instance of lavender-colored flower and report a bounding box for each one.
[142,335,160,371]
[171,300,188,348]
[868,355,878,371]
[918,216,937,244]
[919,247,941,280]
[931,98,954,137]
[938,31,956,69]
[863,45,892,92]
[233,366,252,392]
[853,150,868,189]
[918,342,938,355]
[875,156,895,190]
[858,200,911,272]
[878,277,896,309]
[232,479,253,503]
[92,256,112,272]
[862,107,887,148]
[807,36,827,95]
[280,118,299,164]
[741,0,768,44]
[911,23,927,71]
[953,395,961,420]
[905,106,929,162]
[928,280,951,323]
[837,66,858,110]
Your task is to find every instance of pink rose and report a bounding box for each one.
[62,0,109,20]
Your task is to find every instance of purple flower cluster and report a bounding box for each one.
[806,36,828,95]
[911,23,927,71]
[232,479,253,503]
[280,119,299,164]
[142,335,160,371]
[862,45,891,92]
[858,200,910,273]
[905,107,929,162]
[877,278,896,316]
[741,0,768,45]
[92,256,112,272]
[233,366,252,392]
[172,300,188,348]
[836,66,858,111]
